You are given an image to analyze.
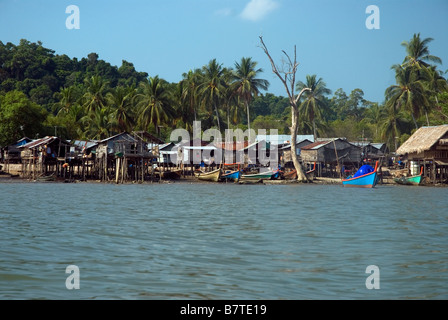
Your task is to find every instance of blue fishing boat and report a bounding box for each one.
[221,170,242,182]
[342,161,379,188]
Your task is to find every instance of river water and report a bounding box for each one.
[0,181,447,300]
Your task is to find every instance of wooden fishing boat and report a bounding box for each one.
[194,168,222,182]
[306,162,316,180]
[221,170,241,182]
[394,166,423,186]
[283,169,297,180]
[160,169,182,180]
[342,161,379,188]
[282,162,316,180]
[241,169,280,180]
[35,174,56,182]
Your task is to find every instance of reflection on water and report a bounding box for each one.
[0,182,447,299]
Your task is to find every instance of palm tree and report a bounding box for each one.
[54,86,77,116]
[180,69,202,123]
[198,59,228,132]
[401,33,442,69]
[83,75,108,114]
[80,106,111,140]
[380,101,409,151]
[296,75,331,140]
[364,103,386,140]
[424,66,448,119]
[232,57,269,140]
[135,76,175,136]
[386,65,428,129]
[106,86,136,133]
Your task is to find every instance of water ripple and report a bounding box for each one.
[1,182,447,299]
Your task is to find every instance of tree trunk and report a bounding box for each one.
[258,36,310,182]
[290,107,308,182]
[246,101,251,141]
[411,113,418,129]
[214,102,221,131]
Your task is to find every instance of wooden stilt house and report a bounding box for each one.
[396,125,448,184]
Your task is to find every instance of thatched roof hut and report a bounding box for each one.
[396,125,448,183]
[396,125,448,156]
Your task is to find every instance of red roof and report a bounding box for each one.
[300,140,331,150]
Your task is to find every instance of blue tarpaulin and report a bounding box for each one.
[353,165,374,178]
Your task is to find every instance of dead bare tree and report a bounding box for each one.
[259,36,311,182]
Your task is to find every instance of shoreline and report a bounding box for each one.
[2,172,439,186]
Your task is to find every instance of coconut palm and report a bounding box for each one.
[380,101,409,151]
[386,65,428,129]
[425,66,448,104]
[54,86,77,116]
[401,33,442,69]
[198,59,228,131]
[81,106,111,140]
[232,57,269,140]
[180,69,202,123]
[296,74,331,140]
[83,75,108,114]
[135,76,175,136]
[364,103,386,140]
[106,86,136,133]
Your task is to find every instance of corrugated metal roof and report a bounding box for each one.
[20,136,70,149]
[70,140,98,149]
[300,140,331,150]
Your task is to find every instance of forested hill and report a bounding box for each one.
[0,39,148,109]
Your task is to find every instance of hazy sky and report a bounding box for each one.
[1,0,447,103]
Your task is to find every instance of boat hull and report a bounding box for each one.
[160,169,182,179]
[394,166,423,186]
[241,170,279,180]
[342,172,378,188]
[283,170,297,180]
[394,175,422,186]
[221,170,241,182]
[342,162,379,188]
[195,169,221,182]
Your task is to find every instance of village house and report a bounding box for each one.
[94,132,155,182]
[396,124,448,184]
[0,137,33,174]
[352,141,389,163]
[19,136,71,179]
[300,138,362,178]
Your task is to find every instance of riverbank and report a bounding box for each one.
[2,164,446,186]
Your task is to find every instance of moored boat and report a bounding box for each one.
[241,169,280,180]
[306,162,316,180]
[342,161,379,188]
[282,162,315,180]
[282,169,297,180]
[160,169,182,180]
[394,166,423,186]
[195,168,222,182]
[221,170,241,182]
[35,174,56,182]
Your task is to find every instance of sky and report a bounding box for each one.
[1,0,447,104]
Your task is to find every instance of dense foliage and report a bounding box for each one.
[0,35,446,150]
